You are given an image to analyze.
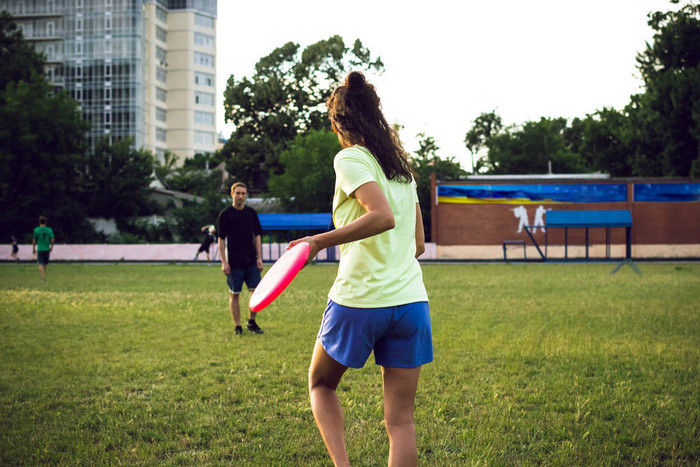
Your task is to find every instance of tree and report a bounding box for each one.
[464,111,502,173]
[222,36,383,192]
[411,133,466,241]
[479,117,585,174]
[0,12,96,242]
[0,11,44,90]
[80,138,155,220]
[570,109,632,176]
[0,75,94,243]
[153,151,179,189]
[267,129,340,212]
[161,151,231,242]
[628,0,700,176]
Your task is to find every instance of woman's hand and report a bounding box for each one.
[288,236,322,267]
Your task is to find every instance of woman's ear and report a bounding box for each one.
[331,120,338,134]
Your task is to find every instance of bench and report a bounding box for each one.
[523,210,641,275]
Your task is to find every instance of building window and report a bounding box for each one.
[194,52,214,68]
[155,107,166,122]
[194,91,214,106]
[156,7,167,23]
[156,87,167,102]
[76,40,83,55]
[156,128,167,142]
[105,85,111,101]
[155,25,167,42]
[156,67,166,83]
[76,62,83,78]
[105,15,112,31]
[156,46,167,65]
[104,39,111,54]
[105,61,111,77]
[194,131,214,145]
[194,32,214,48]
[76,0,82,8]
[46,44,55,60]
[194,71,213,87]
[47,22,55,37]
[104,111,111,125]
[194,14,213,29]
[76,16,83,32]
[194,111,214,126]
[75,88,82,101]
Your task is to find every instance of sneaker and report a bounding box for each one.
[247,321,264,334]
[234,325,243,335]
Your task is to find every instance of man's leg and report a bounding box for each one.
[245,265,264,333]
[382,366,421,467]
[309,340,350,467]
[229,292,241,326]
[39,264,46,282]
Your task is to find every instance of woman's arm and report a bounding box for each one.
[414,203,425,258]
[290,181,395,262]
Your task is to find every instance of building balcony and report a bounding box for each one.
[23,31,64,42]
[9,8,63,18]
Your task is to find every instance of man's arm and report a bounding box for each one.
[218,237,229,275]
[254,234,263,271]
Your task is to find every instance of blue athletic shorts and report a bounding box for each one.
[226,265,261,294]
[318,300,433,369]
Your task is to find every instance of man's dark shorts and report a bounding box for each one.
[226,264,261,294]
[37,251,50,265]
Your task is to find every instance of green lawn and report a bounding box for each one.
[1,262,698,465]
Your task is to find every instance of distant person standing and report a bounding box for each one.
[32,216,54,282]
[194,224,217,263]
[10,234,19,261]
[218,182,264,335]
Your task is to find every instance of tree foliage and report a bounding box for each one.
[411,133,466,241]
[267,129,340,213]
[476,117,585,174]
[0,11,44,89]
[629,0,700,176]
[159,151,231,242]
[0,67,93,242]
[80,138,155,220]
[222,36,383,192]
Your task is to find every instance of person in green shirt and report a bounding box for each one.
[32,216,54,282]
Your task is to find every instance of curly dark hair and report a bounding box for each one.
[327,71,414,183]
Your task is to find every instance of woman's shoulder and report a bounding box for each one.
[334,145,378,169]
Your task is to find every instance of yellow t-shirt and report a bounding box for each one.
[328,146,428,308]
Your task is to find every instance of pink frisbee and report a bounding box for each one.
[249,242,311,312]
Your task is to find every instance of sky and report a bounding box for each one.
[215,0,674,170]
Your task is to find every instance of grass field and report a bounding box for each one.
[1,261,698,466]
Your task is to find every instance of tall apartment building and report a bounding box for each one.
[3,0,218,162]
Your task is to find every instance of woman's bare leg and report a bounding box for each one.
[309,340,350,466]
[382,366,421,467]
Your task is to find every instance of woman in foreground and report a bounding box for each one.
[290,71,433,466]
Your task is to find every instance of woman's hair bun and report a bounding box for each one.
[345,71,366,89]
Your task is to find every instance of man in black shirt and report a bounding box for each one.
[218,182,264,334]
